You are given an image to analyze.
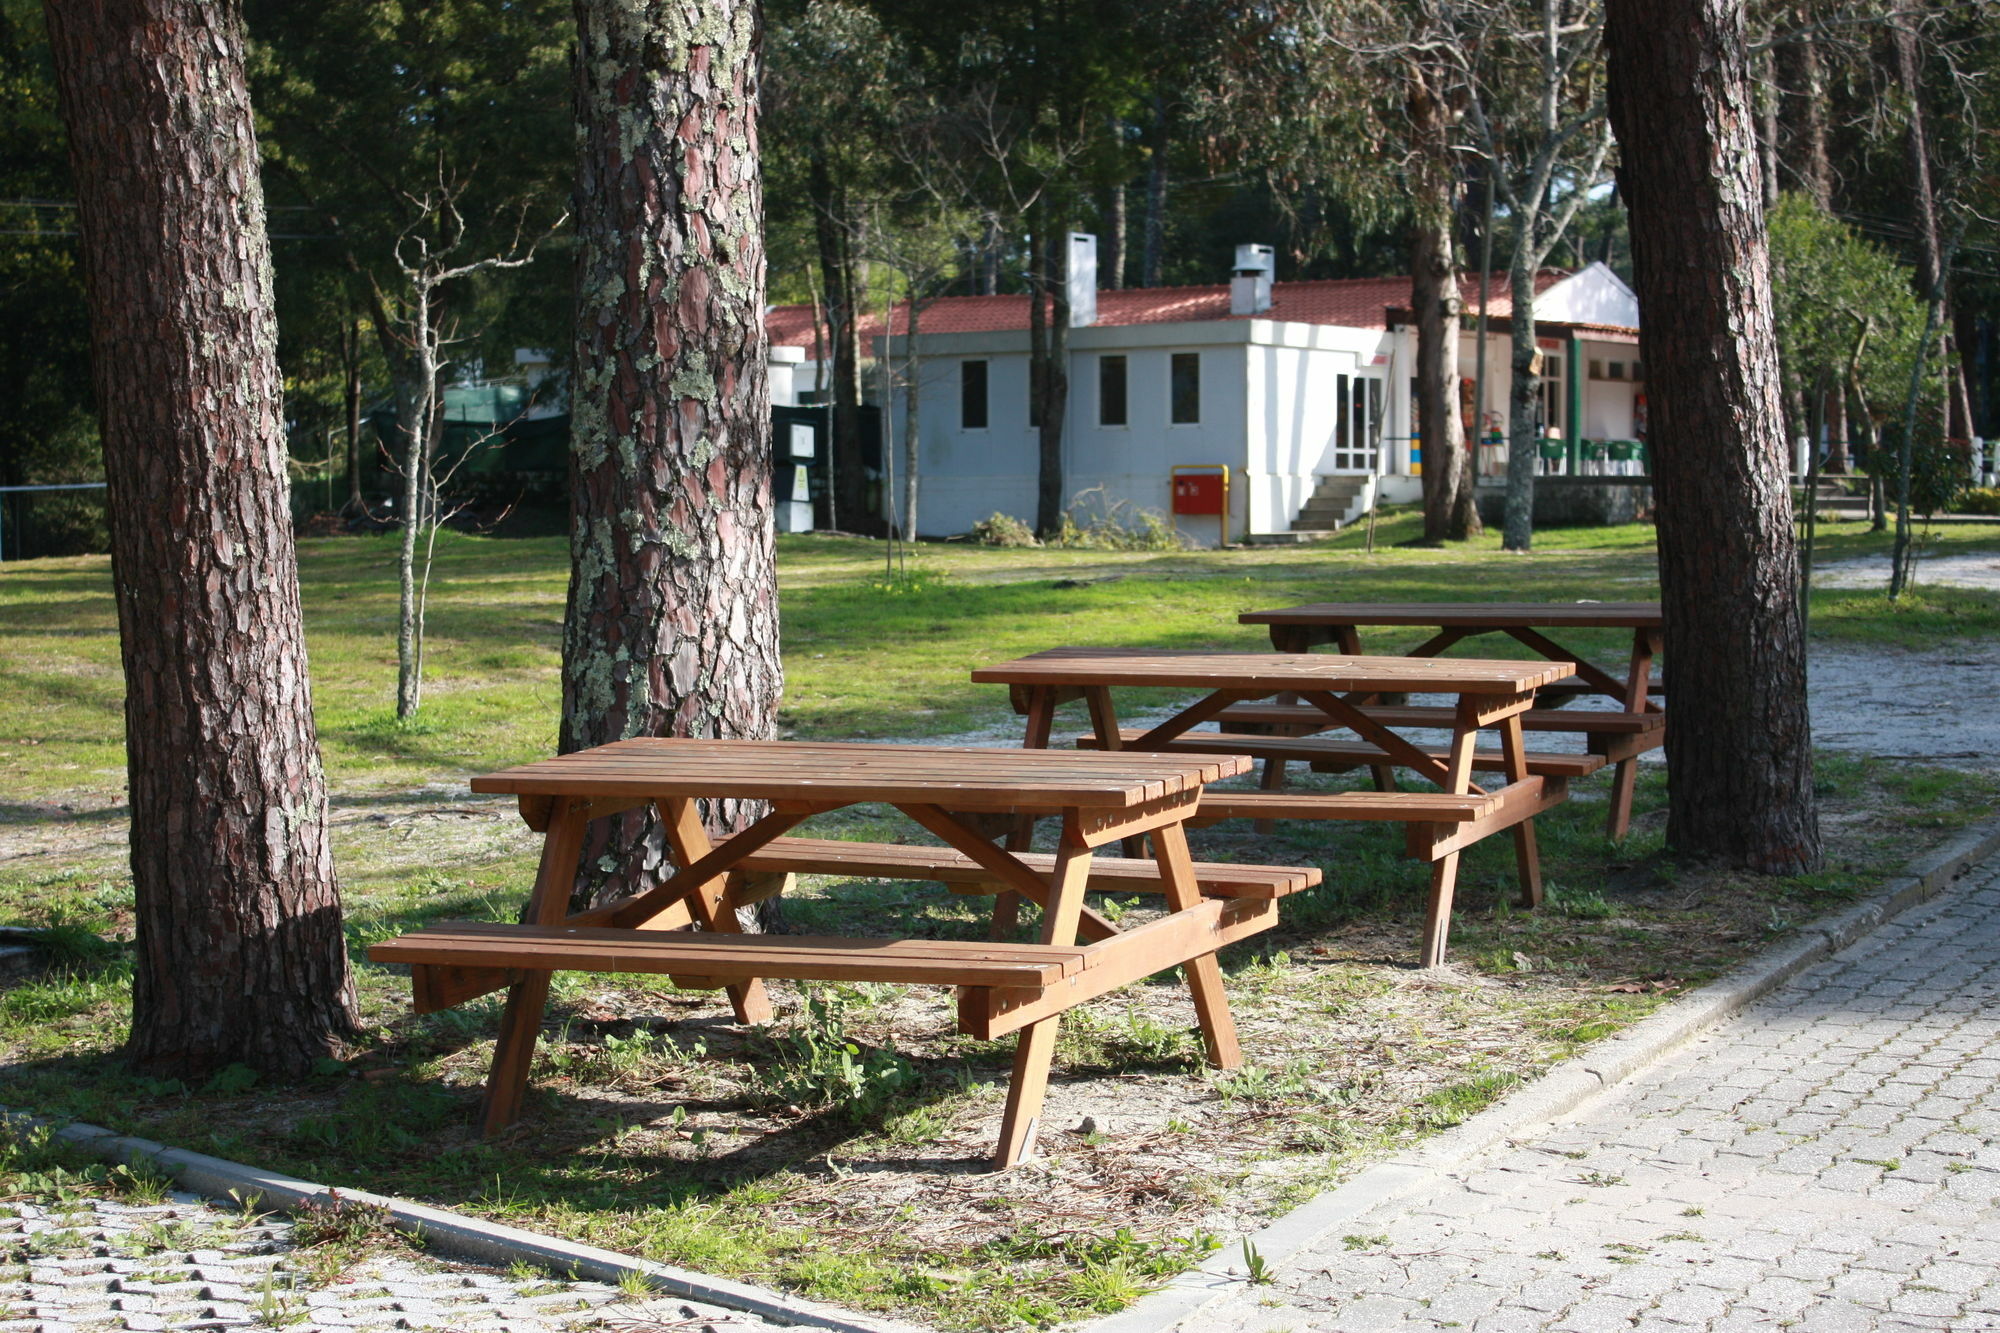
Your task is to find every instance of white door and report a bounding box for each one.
[1327,372,1383,473]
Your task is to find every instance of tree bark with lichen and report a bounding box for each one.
[562,0,783,907]
[1607,0,1820,874]
[43,0,359,1073]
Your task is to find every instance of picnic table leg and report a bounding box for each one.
[1253,756,1287,835]
[1150,821,1242,1069]
[481,797,588,1136]
[1419,710,1484,969]
[993,839,1095,1170]
[991,687,1060,939]
[1081,687,1155,859]
[1333,624,1397,791]
[1497,713,1545,908]
[1606,627,1660,841]
[659,797,772,1026]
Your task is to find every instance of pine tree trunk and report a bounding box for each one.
[1501,257,1540,551]
[1102,182,1126,291]
[44,0,358,1074]
[1033,222,1070,537]
[1409,59,1464,545]
[1607,0,1820,874]
[564,0,783,905]
[1780,20,1833,209]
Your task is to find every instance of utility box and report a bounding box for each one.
[775,422,815,533]
[1170,464,1231,547]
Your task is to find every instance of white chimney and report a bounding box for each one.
[1229,243,1275,316]
[1067,232,1098,327]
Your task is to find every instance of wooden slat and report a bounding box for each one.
[1239,601,1663,630]
[372,923,1084,989]
[971,648,1574,696]
[469,739,1245,809]
[1189,789,1501,824]
[1214,701,1664,736]
[733,837,1320,898]
[1082,729,1609,778]
[1406,777,1569,859]
[962,898,1278,1040]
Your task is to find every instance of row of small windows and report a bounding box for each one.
[959,353,1202,430]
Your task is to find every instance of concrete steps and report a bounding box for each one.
[1290,474,1374,534]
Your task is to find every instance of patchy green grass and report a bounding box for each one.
[3,514,1998,1327]
[0,751,1989,1330]
[5,514,2000,803]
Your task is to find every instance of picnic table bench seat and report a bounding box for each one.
[373,921,1087,990]
[731,836,1319,899]
[1212,701,1665,737]
[374,888,1281,1046]
[1080,727,1609,779]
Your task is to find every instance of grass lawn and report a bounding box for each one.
[1,511,1997,1329]
[4,508,1998,802]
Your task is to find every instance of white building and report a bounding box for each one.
[764,240,1644,544]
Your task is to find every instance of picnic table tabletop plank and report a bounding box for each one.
[468,737,1249,809]
[1239,601,1663,630]
[970,647,1573,695]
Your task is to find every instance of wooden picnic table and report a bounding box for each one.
[969,648,1580,967]
[1237,602,1665,839]
[368,738,1320,1170]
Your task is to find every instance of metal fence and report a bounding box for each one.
[0,482,108,563]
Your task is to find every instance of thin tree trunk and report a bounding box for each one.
[1033,219,1070,536]
[342,316,364,512]
[45,0,358,1073]
[1892,26,1960,438]
[565,0,783,907]
[1102,182,1126,291]
[1607,0,1820,874]
[395,283,435,719]
[1462,161,1497,541]
[1410,56,1464,544]
[902,294,921,539]
[1501,255,1540,551]
[1142,94,1167,288]
[810,146,871,534]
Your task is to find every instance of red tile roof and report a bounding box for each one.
[766,271,1570,347]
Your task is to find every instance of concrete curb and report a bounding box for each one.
[0,1112,926,1333]
[1082,815,2000,1333]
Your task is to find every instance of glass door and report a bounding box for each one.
[1329,373,1383,473]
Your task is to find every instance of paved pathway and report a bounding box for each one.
[1191,857,2000,1332]
[0,1190,774,1332]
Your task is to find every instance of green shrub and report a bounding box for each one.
[970,512,1039,547]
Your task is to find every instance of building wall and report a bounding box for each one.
[862,311,1635,542]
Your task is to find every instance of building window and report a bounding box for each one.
[1099,355,1128,427]
[1539,354,1566,434]
[961,360,988,430]
[1170,352,1200,424]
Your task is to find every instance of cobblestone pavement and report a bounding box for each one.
[1193,860,2000,1332]
[0,1189,777,1332]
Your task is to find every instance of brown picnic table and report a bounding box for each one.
[969,648,1581,967]
[368,738,1321,1169]
[1237,602,1665,839]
